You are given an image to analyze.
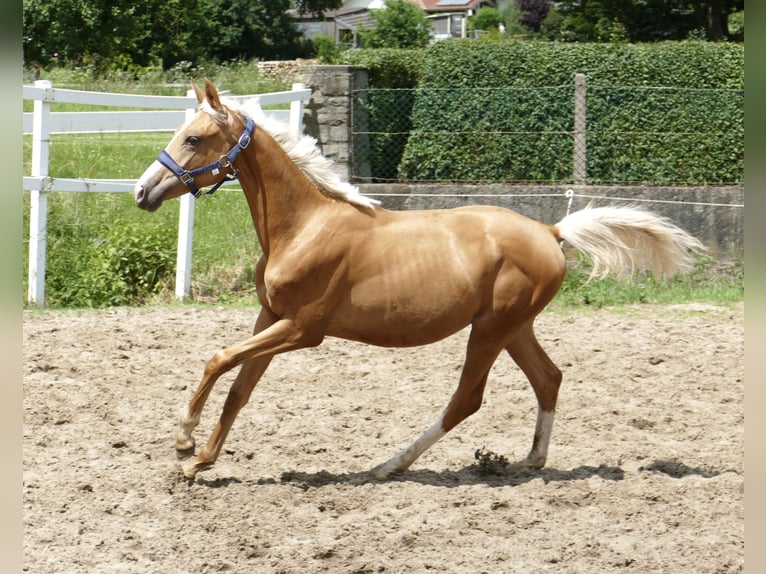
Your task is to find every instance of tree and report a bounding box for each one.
[210,0,305,62]
[23,0,312,69]
[358,0,432,49]
[551,0,744,42]
[293,0,343,16]
[468,7,501,32]
[23,0,216,68]
[516,0,552,32]
[690,0,743,40]
[23,0,156,66]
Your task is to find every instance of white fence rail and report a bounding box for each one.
[23,80,311,307]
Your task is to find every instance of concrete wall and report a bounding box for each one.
[359,183,744,254]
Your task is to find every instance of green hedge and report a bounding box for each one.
[343,49,425,181]
[350,40,744,184]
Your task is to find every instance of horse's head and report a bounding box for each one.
[134,79,251,212]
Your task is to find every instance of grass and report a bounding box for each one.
[22,65,744,309]
[549,253,743,310]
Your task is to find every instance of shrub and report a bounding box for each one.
[313,34,343,64]
[344,48,426,181]
[394,40,743,184]
[45,218,175,308]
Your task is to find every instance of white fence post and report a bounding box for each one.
[573,73,587,186]
[175,92,197,300]
[27,79,53,307]
[289,83,305,137]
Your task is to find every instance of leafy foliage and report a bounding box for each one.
[549,0,744,42]
[293,0,342,16]
[44,209,175,308]
[358,0,432,49]
[393,40,743,184]
[211,0,308,63]
[313,34,343,64]
[344,49,426,182]
[468,7,502,32]
[516,0,553,32]
[22,0,309,70]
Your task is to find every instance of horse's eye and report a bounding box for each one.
[185,136,200,147]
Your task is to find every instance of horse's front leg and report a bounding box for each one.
[174,307,278,459]
[179,356,272,478]
[177,316,322,480]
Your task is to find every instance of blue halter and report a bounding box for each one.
[157,115,255,198]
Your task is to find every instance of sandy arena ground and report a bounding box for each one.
[23,303,743,573]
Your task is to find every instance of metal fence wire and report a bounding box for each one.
[350,78,743,186]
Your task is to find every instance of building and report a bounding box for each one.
[290,0,497,47]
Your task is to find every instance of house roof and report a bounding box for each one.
[291,0,488,19]
[411,0,487,12]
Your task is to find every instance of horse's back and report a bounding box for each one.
[374,204,564,274]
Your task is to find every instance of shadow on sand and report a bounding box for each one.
[189,458,740,490]
[192,463,625,489]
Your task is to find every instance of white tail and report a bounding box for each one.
[554,206,706,279]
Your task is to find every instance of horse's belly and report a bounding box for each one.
[327,282,479,347]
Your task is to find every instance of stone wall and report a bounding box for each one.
[298,65,368,181]
[256,59,319,85]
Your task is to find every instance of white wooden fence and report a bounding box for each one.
[23,80,311,307]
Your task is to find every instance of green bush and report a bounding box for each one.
[344,49,426,181]
[44,214,176,308]
[313,34,343,64]
[382,40,743,184]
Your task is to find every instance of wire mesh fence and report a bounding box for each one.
[350,79,743,186]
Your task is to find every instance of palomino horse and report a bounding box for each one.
[135,79,704,480]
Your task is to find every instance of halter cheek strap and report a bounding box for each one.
[157,116,255,198]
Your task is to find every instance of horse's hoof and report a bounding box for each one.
[176,446,195,460]
[523,455,546,470]
[370,463,398,481]
[181,461,199,480]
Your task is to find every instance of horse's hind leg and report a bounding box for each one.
[505,322,562,470]
[371,327,504,479]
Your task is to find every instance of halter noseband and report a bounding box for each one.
[157,115,255,198]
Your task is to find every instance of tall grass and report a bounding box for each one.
[22,64,743,309]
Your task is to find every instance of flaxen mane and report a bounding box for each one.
[218,98,380,210]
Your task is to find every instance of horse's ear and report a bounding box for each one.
[203,78,224,113]
[191,78,205,104]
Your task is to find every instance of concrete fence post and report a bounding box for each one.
[301,65,367,182]
[574,73,587,186]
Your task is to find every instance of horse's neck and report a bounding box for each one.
[237,130,336,255]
